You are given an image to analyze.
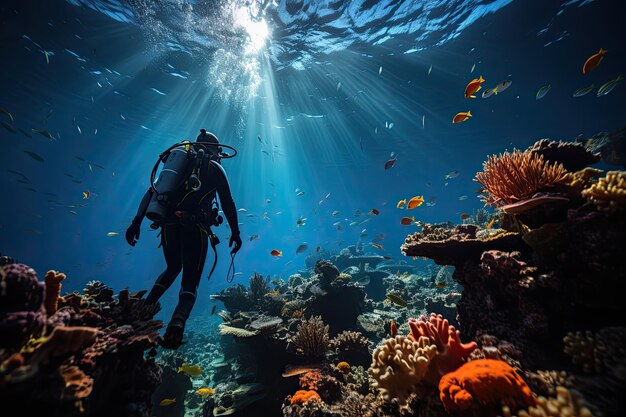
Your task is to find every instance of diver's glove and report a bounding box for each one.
[126,217,141,246]
[229,232,242,254]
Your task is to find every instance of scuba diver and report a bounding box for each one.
[125,130,242,349]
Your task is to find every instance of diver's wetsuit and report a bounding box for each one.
[131,159,240,330]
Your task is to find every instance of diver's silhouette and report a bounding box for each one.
[126,130,241,349]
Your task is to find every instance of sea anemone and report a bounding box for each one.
[475,150,567,207]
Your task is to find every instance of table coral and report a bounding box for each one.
[408,313,477,384]
[439,359,536,415]
[581,171,626,214]
[369,335,437,405]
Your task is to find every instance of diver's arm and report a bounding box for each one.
[133,188,153,224]
[211,161,239,235]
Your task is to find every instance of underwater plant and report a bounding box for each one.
[475,149,568,207]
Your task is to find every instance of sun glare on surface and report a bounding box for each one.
[234,6,269,54]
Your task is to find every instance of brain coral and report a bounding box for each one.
[289,390,322,405]
[439,359,536,415]
[369,335,437,405]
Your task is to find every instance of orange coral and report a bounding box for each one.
[439,359,536,415]
[44,270,67,316]
[475,150,567,207]
[289,390,321,405]
[60,365,93,400]
[336,361,350,374]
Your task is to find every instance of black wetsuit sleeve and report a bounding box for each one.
[133,188,153,224]
[210,161,240,235]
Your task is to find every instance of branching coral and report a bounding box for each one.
[292,316,329,358]
[369,335,437,405]
[329,330,370,364]
[408,313,477,384]
[439,359,536,415]
[581,170,626,214]
[500,386,594,417]
[475,149,568,207]
[249,272,271,302]
[44,270,66,316]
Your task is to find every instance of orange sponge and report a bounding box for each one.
[290,390,322,405]
[44,270,67,316]
[439,359,536,415]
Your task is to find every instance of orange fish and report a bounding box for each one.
[407,196,424,209]
[464,75,484,98]
[485,217,495,230]
[452,111,472,124]
[270,249,282,256]
[369,208,380,215]
[371,243,384,250]
[396,199,407,209]
[582,48,607,75]
[460,213,470,220]
[400,216,414,225]
[390,319,397,337]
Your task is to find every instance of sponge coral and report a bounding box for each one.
[475,150,567,207]
[581,170,626,214]
[439,359,536,415]
[369,335,437,405]
[408,313,477,384]
[500,386,594,417]
[44,270,66,316]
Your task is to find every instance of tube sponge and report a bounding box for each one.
[439,359,536,415]
[44,270,66,316]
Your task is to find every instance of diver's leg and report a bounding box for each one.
[145,224,183,304]
[169,224,209,328]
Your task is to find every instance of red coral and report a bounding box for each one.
[439,359,536,416]
[289,389,322,405]
[408,313,477,384]
[299,370,341,403]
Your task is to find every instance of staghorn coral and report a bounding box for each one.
[299,370,342,403]
[43,270,66,316]
[475,149,568,207]
[401,223,521,266]
[0,263,47,350]
[289,389,322,405]
[581,171,626,214]
[408,313,477,384]
[564,327,626,379]
[500,386,594,417]
[292,316,330,358]
[369,335,438,405]
[439,359,536,415]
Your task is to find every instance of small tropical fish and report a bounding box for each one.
[0,107,14,122]
[428,64,432,75]
[23,150,44,162]
[400,216,414,225]
[452,111,472,123]
[384,156,397,170]
[422,114,425,129]
[460,213,470,220]
[69,210,78,215]
[332,210,340,216]
[270,249,282,257]
[296,244,308,254]
[464,75,485,98]
[407,196,424,209]
[536,84,551,100]
[106,232,119,237]
[482,80,512,98]
[210,305,217,315]
[82,191,90,199]
[397,199,407,209]
[296,216,307,227]
[386,293,407,308]
[572,84,595,98]
[379,66,383,75]
[178,363,202,377]
[249,234,259,241]
[196,388,215,397]
[369,208,379,215]
[1,121,16,133]
[582,48,607,75]
[485,217,496,230]
[31,129,53,140]
[257,135,263,143]
[371,243,384,250]
[470,63,475,73]
[159,398,176,406]
[390,319,397,337]
[444,170,460,180]
[597,74,623,97]
[458,195,468,201]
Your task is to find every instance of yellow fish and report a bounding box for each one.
[485,217,496,231]
[106,232,119,237]
[396,199,407,209]
[82,190,90,199]
[196,388,215,397]
[159,398,176,406]
[178,363,202,377]
[407,196,424,209]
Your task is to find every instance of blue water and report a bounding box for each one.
[1,0,624,322]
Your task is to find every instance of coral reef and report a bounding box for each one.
[578,125,626,168]
[438,359,536,416]
[44,270,66,316]
[500,386,594,417]
[527,139,601,172]
[292,316,330,358]
[329,330,370,366]
[581,171,626,214]
[475,149,568,207]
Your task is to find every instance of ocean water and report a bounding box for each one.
[1,0,625,324]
